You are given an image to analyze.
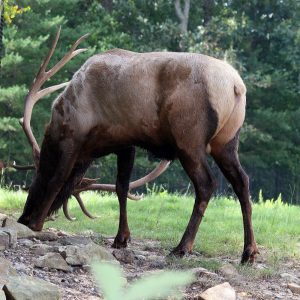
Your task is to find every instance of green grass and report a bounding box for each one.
[0,189,299,264]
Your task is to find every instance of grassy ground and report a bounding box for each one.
[0,188,299,266]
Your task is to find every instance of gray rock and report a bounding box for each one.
[280,273,300,284]
[18,239,34,247]
[112,249,135,264]
[1,228,17,248]
[0,290,5,300]
[3,218,36,239]
[0,257,17,286]
[288,283,300,294]
[0,213,7,226]
[219,264,239,277]
[62,242,117,266]
[34,253,72,272]
[58,236,92,246]
[30,244,56,256]
[35,231,58,241]
[191,267,219,279]
[3,274,60,300]
[198,282,236,300]
[0,230,9,250]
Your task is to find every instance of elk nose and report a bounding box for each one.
[28,220,44,232]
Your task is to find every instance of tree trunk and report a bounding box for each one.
[202,0,214,25]
[174,0,190,51]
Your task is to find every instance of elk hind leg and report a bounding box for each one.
[171,150,216,256]
[211,131,258,264]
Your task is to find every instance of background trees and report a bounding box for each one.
[1,0,299,203]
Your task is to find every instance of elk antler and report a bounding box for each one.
[20,27,170,221]
[75,160,170,197]
[20,26,88,168]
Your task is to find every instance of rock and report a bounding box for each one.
[62,242,117,266]
[191,267,219,279]
[30,243,57,256]
[147,255,167,269]
[18,238,34,247]
[34,253,72,272]
[135,254,147,266]
[112,249,135,264]
[0,230,10,250]
[35,231,58,241]
[198,282,236,300]
[3,217,36,239]
[280,273,300,284]
[0,257,17,285]
[3,274,61,300]
[0,213,7,226]
[1,228,17,248]
[58,236,93,246]
[288,283,300,294]
[219,264,239,277]
[0,290,6,300]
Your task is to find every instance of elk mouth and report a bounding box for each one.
[18,212,45,231]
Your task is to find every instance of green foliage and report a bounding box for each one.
[2,0,30,24]
[92,261,193,300]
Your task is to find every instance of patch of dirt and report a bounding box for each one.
[2,228,300,300]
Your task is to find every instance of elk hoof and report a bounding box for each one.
[241,244,259,264]
[169,246,191,258]
[112,235,130,249]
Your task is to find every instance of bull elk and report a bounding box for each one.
[18,28,258,264]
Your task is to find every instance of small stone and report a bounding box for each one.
[219,264,239,277]
[112,249,135,264]
[198,282,236,300]
[3,274,61,300]
[35,231,58,241]
[0,230,9,250]
[34,253,72,272]
[1,228,17,248]
[18,238,34,247]
[149,258,166,269]
[288,283,300,294]
[30,244,56,256]
[58,236,92,246]
[237,292,249,298]
[191,267,219,279]
[0,213,7,226]
[280,273,300,284]
[14,262,29,273]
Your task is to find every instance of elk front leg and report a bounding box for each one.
[171,151,216,256]
[112,147,135,248]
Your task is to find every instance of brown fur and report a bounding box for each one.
[19,50,257,263]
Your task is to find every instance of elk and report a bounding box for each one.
[18,28,258,264]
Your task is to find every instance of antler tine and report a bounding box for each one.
[37,26,62,79]
[63,200,76,221]
[129,160,170,190]
[46,34,89,79]
[21,28,89,167]
[74,160,171,200]
[73,193,97,219]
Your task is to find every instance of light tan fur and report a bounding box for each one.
[51,50,246,156]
